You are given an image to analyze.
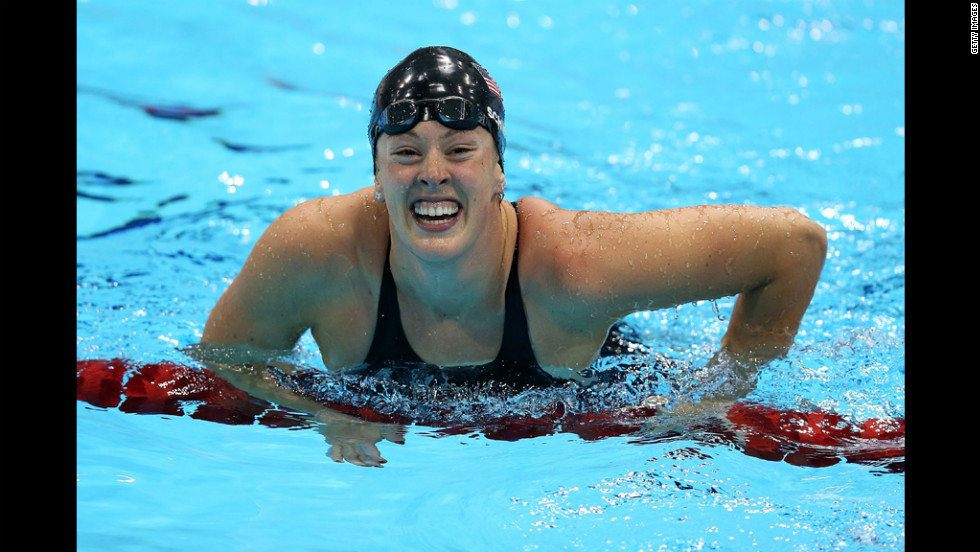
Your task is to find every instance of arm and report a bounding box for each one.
[709,206,827,364]
[198,192,401,466]
[202,189,383,356]
[523,199,827,368]
[718,212,827,365]
[201,206,318,350]
[185,344,404,467]
[528,201,824,418]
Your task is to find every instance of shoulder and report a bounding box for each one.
[203,187,389,351]
[511,197,619,368]
[512,196,620,293]
[253,187,388,273]
[511,196,599,311]
[513,196,565,224]
[270,187,386,247]
[232,187,389,313]
[512,196,577,254]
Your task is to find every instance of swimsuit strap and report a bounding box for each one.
[363,240,424,364]
[494,201,538,366]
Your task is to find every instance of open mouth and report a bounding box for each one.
[412,199,461,228]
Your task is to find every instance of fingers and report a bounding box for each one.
[327,442,388,468]
[357,442,387,467]
[328,444,345,464]
[319,420,408,467]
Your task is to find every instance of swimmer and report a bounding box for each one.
[195,46,827,466]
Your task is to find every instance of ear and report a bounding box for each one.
[373,178,385,204]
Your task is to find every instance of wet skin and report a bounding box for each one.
[200,121,828,466]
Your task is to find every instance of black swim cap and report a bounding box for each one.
[369,46,505,172]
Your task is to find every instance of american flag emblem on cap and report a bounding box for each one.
[474,63,503,101]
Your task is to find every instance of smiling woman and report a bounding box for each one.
[376,121,507,262]
[77,1,905,547]
[198,45,827,467]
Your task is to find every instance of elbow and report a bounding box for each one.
[748,208,827,300]
[797,212,828,275]
[765,213,827,317]
[721,209,827,361]
[778,208,827,277]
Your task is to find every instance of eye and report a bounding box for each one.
[392,147,421,158]
[447,144,476,156]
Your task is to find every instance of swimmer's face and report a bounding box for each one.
[374,120,505,261]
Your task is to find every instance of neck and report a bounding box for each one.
[390,200,514,319]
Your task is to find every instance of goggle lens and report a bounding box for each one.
[378,97,482,136]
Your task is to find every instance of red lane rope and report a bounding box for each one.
[77,359,904,469]
[76,358,308,428]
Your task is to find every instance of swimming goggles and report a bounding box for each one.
[372,96,490,141]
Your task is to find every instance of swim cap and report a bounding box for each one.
[369,46,505,172]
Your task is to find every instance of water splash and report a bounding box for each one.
[263,347,773,429]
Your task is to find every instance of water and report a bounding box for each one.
[77,1,904,550]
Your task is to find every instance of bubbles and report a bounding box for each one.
[269,352,692,428]
[753,328,904,421]
[710,300,726,321]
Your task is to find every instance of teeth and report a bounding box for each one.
[414,201,459,218]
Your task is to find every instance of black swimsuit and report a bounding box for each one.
[350,202,649,389]
[356,202,558,388]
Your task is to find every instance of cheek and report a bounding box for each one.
[377,165,413,193]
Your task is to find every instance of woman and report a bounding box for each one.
[198,46,827,465]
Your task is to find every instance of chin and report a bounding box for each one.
[407,232,471,263]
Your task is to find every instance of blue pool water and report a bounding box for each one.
[77,0,904,550]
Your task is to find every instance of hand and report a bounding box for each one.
[183,346,409,467]
[639,396,737,436]
[315,414,406,467]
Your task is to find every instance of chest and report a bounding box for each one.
[398,303,506,367]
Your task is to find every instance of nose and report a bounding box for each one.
[418,150,450,189]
